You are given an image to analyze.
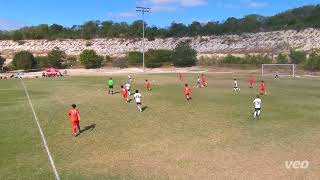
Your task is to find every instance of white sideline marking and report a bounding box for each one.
[20,79,60,180]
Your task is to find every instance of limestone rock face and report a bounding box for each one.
[0,28,319,57]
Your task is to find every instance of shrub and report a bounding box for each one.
[12,51,36,70]
[304,52,320,71]
[47,47,66,68]
[276,53,289,64]
[172,40,197,67]
[222,55,243,64]
[145,49,173,68]
[197,56,219,66]
[289,50,307,64]
[35,56,50,68]
[79,49,104,69]
[0,55,5,71]
[127,51,142,65]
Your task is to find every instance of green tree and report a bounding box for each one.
[304,52,320,71]
[127,51,142,65]
[173,41,197,67]
[145,49,174,68]
[289,50,307,64]
[12,51,36,70]
[0,54,6,71]
[80,49,103,69]
[35,56,49,68]
[47,47,66,68]
[81,21,99,39]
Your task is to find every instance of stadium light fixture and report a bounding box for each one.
[136,6,151,72]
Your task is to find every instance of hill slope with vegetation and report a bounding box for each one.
[0,5,320,40]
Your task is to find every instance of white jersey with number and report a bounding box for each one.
[134,93,142,103]
[125,83,131,90]
[253,98,262,108]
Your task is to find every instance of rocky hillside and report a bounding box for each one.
[0,28,320,58]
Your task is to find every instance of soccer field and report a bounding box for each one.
[1,74,320,179]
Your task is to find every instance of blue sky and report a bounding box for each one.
[0,0,319,30]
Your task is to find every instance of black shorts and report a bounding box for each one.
[136,102,141,105]
[255,108,261,111]
[109,85,113,89]
[234,87,238,89]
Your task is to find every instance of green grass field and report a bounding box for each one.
[1,74,320,179]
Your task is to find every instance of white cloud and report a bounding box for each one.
[107,12,137,19]
[140,0,207,12]
[0,18,26,30]
[119,12,137,18]
[248,1,267,8]
[216,2,240,9]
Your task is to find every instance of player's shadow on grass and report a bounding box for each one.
[142,106,148,112]
[81,124,96,133]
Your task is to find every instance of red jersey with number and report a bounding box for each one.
[68,109,80,122]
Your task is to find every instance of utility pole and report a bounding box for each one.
[136,6,151,72]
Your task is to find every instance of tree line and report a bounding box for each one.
[2,41,197,71]
[3,45,320,72]
[198,50,320,71]
[0,5,320,41]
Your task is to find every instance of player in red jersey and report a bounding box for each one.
[201,73,207,87]
[179,73,184,81]
[68,104,81,137]
[260,80,266,95]
[145,80,151,91]
[249,76,254,88]
[184,84,191,101]
[121,85,129,103]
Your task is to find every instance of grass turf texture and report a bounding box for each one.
[1,74,320,179]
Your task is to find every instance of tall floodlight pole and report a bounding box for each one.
[136,6,150,72]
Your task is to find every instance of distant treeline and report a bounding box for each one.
[0,5,320,41]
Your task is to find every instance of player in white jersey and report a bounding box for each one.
[253,95,262,119]
[125,82,131,96]
[128,74,132,83]
[196,76,202,88]
[133,90,142,112]
[233,79,240,92]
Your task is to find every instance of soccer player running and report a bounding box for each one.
[253,95,262,119]
[184,84,191,101]
[274,71,279,79]
[196,76,202,88]
[179,73,184,81]
[233,79,240,92]
[134,90,143,112]
[260,80,266,95]
[201,73,207,87]
[125,82,131,96]
[108,78,114,94]
[249,76,254,88]
[68,104,81,137]
[145,80,151,91]
[121,85,129,103]
[128,74,132,83]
